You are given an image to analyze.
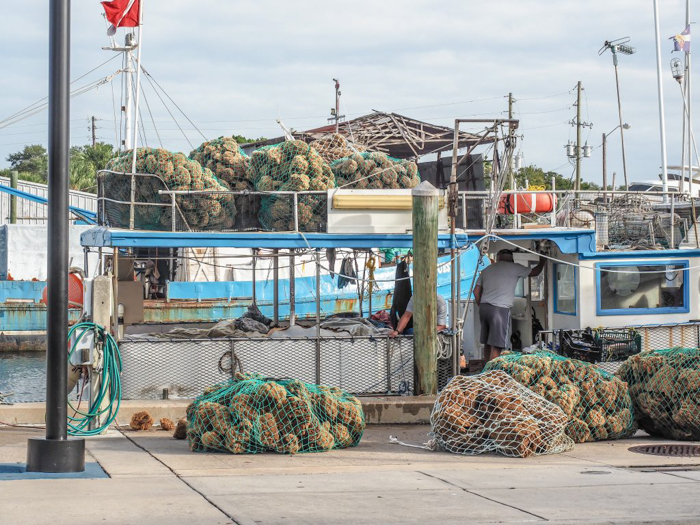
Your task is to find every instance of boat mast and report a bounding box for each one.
[102,33,137,152]
[123,33,135,151]
[130,0,145,174]
[653,0,669,201]
[686,0,693,197]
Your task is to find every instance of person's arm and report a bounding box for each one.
[389,311,413,337]
[529,256,546,277]
[473,284,483,307]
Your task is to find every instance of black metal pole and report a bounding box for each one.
[27,0,85,473]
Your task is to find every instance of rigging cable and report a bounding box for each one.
[140,78,163,148]
[140,66,208,142]
[141,68,194,150]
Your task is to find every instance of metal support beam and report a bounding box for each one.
[315,249,321,385]
[289,249,296,326]
[273,249,279,326]
[27,0,85,473]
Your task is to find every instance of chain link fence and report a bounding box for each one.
[118,334,416,400]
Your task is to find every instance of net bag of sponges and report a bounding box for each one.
[483,352,636,443]
[106,147,236,231]
[189,137,259,229]
[430,371,574,458]
[248,140,335,232]
[330,152,420,190]
[186,373,365,454]
[617,348,700,440]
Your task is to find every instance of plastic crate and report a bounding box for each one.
[559,328,641,363]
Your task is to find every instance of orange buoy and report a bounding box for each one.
[41,273,84,308]
[498,193,554,214]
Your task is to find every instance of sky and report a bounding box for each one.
[0,0,697,187]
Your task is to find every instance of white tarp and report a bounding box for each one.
[0,224,99,280]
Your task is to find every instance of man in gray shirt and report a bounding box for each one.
[389,294,447,337]
[474,249,545,361]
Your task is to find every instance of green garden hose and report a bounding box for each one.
[66,322,122,436]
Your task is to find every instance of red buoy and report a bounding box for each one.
[498,193,554,214]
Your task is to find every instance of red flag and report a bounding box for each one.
[101,0,140,35]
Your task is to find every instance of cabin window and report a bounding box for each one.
[514,261,545,299]
[596,261,689,315]
[554,264,576,315]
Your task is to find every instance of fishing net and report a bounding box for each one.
[309,133,366,163]
[430,371,574,458]
[186,373,365,454]
[248,140,335,232]
[617,348,700,440]
[189,137,260,229]
[483,352,636,442]
[330,152,420,190]
[106,148,236,230]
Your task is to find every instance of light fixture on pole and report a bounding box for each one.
[602,123,631,200]
[600,37,636,190]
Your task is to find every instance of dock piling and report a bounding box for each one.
[412,181,439,395]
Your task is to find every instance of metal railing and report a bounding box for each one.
[1,175,97,225]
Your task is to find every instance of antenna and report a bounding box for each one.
[599,37,634,189]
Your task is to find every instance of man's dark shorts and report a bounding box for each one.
[479,303,511,349]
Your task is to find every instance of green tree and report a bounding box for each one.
[484,163,601,191]
[69,143,116,192]
[232,134,268,144]
[7,144,48,181]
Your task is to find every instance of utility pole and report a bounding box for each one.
[27,0,85,473]
[576,81,582,191]
[91,116,97,147]
[328,79,344,133]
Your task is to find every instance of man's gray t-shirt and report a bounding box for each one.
[476,261,530,308]
[405,294,448,325]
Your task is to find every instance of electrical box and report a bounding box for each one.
[69,330,95,366]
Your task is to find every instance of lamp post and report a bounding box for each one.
[603,123,631,201]
[600,38,636,190]
[26,0,85,473]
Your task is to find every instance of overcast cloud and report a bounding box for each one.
[0,1,696,185]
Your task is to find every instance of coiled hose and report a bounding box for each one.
[67,322,122,436]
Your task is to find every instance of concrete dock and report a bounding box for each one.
[1,424,699,524]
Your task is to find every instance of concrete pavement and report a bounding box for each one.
[1,425,699,524]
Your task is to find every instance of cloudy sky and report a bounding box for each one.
[0,1,696,186]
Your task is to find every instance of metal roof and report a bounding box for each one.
[243,112,493,159]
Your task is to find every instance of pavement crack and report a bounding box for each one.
[417,470,548,521]
[117,429,244,525]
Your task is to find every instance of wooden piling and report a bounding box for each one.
[412,181,439,395]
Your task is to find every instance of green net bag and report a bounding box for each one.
[483,352,636,443]
[309,133,366,163]
[248,140,335,232]
[430,371,574,458]
[617,348,700,440]
[186,373,365,454]
[190,137,259,229]
[106,147,236,231]
[330,152,420,190]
